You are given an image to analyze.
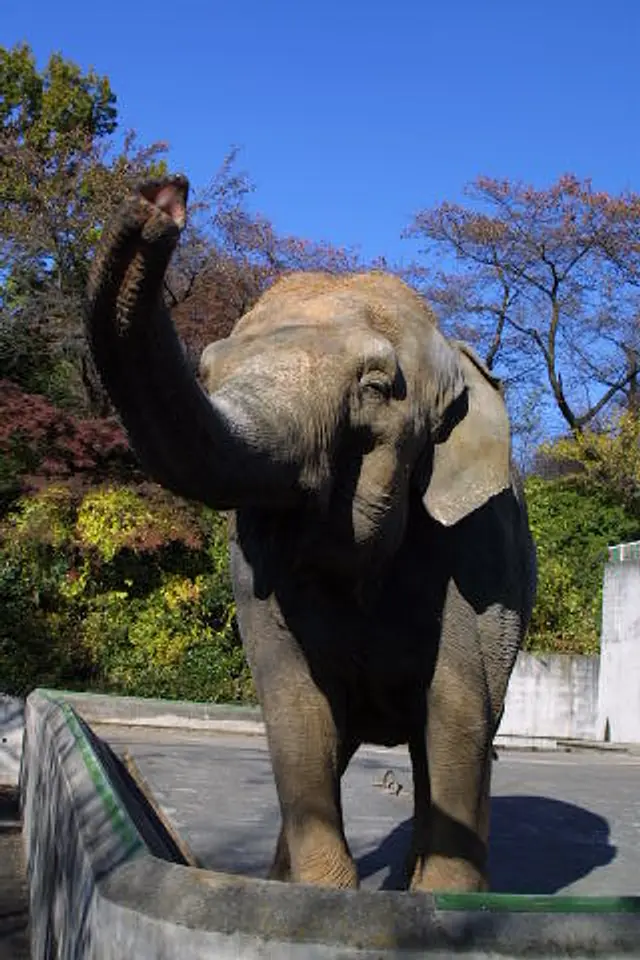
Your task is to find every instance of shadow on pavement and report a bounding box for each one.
[357,795,616,894]
[489,794,616,894]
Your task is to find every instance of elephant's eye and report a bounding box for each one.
[359,372,392,400]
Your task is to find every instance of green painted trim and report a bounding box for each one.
[435,892,640,914]
[39,690,143,858]
[608,540,640,564]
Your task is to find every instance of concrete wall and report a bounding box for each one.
[597,547,640,744]
[0,694,24,786]
[0,652,621,763]
[500,653,599,742]
[498,541,640,745]
[0,654,619,753]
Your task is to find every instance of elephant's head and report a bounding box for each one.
[86,176,511,573]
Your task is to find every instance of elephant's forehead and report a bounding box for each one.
[233,291,374,336]
[232,289,432,350]
[200,321,396,390]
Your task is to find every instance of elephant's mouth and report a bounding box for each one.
[292,468,406,584]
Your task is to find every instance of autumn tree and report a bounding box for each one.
[405,175,640,441]
[0,45,364,409]
[0,43,167,410]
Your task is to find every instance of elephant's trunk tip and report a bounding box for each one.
[139,174,190,230]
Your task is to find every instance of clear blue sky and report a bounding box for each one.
[3,0,640,263]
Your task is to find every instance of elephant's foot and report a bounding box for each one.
[410,854,488,893]
[295,845,358,889]
[272,822,358,889]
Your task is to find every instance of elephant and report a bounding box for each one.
[85,174,536,893]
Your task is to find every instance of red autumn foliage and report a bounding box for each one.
[0,379,140,491]
[0,382,207,554]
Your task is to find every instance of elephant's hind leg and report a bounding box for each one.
[268,827,292,881]
[405,733,430,889]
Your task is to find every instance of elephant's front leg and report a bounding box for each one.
[410,600,494,892]
[231,533,357,889]
[264,682,358,889]
[269,734,360,885]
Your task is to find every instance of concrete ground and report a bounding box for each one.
[100,725,640,897]
[0,786,29,960]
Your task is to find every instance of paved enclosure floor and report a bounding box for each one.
[100,725,640,896]
[0,787,29,960]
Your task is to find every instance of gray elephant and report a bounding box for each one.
[85,175,536,893]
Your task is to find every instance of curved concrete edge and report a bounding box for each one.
[22,689,640,958]
[51,688,266,735]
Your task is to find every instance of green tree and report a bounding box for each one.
[0,43,167,411]
[525,475,639,654]
[542,412,640,520]
[0,42,116,142]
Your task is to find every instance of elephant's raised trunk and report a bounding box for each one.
[85,176,300,510]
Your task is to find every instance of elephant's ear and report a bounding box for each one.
[422,343,512,527]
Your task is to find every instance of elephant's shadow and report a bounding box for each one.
[357,795,617,894]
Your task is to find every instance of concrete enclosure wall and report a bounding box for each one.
[499,541,640,745]
[500,653,599,742]
[597,548,640,744]
[23,690,640,959]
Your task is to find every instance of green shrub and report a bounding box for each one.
[8,469,636,696]
[0,552,92,693]
[524,476,639,654]
[544,413,640,520]
[0,483,255,701]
